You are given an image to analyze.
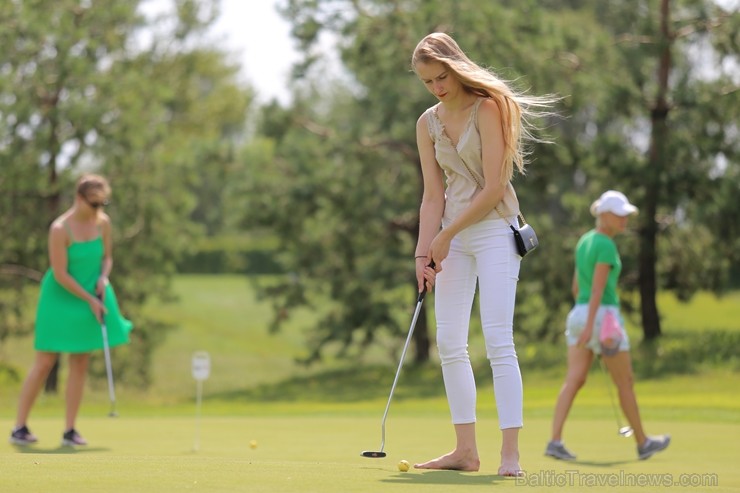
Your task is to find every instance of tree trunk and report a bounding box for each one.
[410,156,431,363]
[413,295,431,364]
[640,0,673,340]
[43,105,61,393]
[638,195,661,339]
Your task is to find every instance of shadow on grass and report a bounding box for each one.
[11,445,111,454]
[380,471,506,486]
[569,459,634,468]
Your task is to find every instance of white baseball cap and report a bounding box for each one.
[590,190,638,217]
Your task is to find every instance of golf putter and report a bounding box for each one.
[362,262,434,458]
[98,295,118,417]
[598,357,632,437]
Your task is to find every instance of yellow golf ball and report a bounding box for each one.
[249,440,258,449]
[397,460,410,472]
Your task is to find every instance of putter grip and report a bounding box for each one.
[418,260,436,302]
[96,293,105,322]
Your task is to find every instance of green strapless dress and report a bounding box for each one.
[34,236,132,353]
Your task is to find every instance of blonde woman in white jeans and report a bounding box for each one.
[410,32,556,477]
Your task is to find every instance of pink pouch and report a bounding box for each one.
[599,310,623,356]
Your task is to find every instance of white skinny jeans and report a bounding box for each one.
[435,217,523,429]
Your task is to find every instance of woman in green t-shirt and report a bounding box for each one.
[545,190,670,461]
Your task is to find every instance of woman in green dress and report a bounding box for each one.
[10,174,132,447]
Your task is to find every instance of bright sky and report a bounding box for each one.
[210,0,300,104]
[141,0,344,104]
[163,0,740,103]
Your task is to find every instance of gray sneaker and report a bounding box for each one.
[545,440,577,460]
[61,428,88,447]
[638,435,671,460]
[9,425,38,446]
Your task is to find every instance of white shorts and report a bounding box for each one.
[565,304,630,355]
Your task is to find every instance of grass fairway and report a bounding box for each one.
[1,275,739,492]
[1,413,738,492]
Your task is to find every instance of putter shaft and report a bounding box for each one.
[598,358,632,437]
[100,321,118,416]
[362,266,434,458]
[377,296,425,453]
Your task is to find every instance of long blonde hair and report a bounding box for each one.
[412,32,556,184]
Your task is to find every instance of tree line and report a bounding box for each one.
[1,0,737,385]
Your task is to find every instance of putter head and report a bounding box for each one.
[361,451,386,458]
[109,411,119,418]
[619,426,634,437]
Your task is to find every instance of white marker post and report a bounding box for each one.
[191,351,211,451]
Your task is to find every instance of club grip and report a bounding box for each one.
[95,293,106,323]
[418,260,436,302]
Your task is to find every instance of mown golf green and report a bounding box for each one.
[2,413,738,492]
[1,275,738,492]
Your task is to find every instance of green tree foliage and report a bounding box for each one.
[246,92,426,363]
[244,0,738,364]
[0,0,253,386]
[548,0,740,337]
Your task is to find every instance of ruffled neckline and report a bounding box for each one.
[431,98,482,150]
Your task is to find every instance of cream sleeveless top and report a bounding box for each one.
[423,97,520,225]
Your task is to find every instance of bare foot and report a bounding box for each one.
[414,449,480,471]
[498,458,524,477]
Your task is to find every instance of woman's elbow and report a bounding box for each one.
[481,186,505,203]
[421,193,444,208]
[51,268,70,285]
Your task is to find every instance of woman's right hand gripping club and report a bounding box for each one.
[88,295,108,323]
[416,257,440,294]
